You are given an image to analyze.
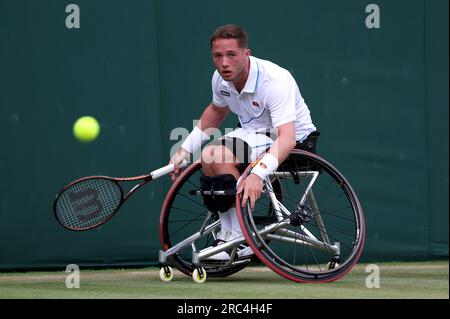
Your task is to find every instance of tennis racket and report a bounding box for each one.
[53,161,188,231]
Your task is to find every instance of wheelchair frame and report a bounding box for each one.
[158,150,365,283]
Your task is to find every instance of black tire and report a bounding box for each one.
[236,150,366,283]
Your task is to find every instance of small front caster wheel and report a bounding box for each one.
[160,266,174,282]
[192,267,207,283]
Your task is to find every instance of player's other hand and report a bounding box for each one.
[236,173,264,210]
[169,148,190,182]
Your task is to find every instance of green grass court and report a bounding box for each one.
[0,261,448,299]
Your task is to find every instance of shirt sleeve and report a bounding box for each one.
[211,71,228,107]
[266,74,297,128]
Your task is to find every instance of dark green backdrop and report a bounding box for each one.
[0,0,448,270]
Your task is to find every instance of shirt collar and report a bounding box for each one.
[221,56,259,94]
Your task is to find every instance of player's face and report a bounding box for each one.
[212,38,250,82]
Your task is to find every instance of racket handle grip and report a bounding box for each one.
[151,160,189,180]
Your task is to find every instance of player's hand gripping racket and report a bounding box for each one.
[53,161,188,231]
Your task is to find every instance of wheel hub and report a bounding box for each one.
[291,205,313,225]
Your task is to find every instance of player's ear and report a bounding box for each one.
[245,48,251,57]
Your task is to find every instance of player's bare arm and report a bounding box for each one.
[238,121,296,209]
[170,103,229,181]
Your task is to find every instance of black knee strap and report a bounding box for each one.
[200,174,237,213]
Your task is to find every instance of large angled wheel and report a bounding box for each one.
[159,162,248,277]
[237,150,365,283]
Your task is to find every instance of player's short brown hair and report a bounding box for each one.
[210,24,248,49]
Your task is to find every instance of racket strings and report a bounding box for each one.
[55,179,122,229]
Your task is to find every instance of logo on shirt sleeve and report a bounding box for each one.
[252,101,260,107]
[220,90,230,97]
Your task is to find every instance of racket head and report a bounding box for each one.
[53,176,124,231]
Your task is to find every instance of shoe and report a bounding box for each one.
[237,245,254,258]
[204,250,230,261]
[228,230,254,258]
[203,230,231,261]
[204,230,254,261]
[216,229,230,241]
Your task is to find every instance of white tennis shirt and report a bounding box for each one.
[212,56,316,142]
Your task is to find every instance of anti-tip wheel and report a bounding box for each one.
[160,266,174,282]
[192,267,207,283]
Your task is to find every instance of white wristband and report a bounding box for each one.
[251,153,279,180]
[181,127,210,154]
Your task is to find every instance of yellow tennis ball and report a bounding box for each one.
[73,116,100,143]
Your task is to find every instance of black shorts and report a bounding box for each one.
[212,131,320,174]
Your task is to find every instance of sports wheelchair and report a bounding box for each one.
[158,149,365,283]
